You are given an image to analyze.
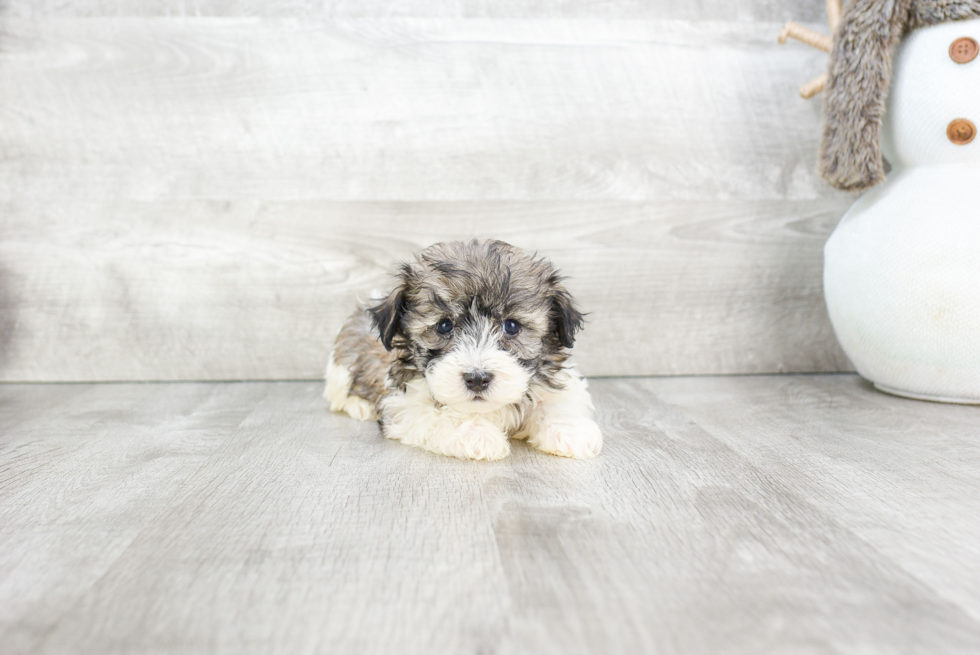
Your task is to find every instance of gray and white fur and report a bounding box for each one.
[820,0,980,192]
[325,240,602,460]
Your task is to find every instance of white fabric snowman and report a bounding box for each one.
[820,4,980,403]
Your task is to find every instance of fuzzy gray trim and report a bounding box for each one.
[820,0,980,192]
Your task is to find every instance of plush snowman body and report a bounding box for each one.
[824,19,980,402]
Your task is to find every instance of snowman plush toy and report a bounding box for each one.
[819,0,980,403]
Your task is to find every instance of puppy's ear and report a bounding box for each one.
[368,286,406,351]
[550,283,584,349]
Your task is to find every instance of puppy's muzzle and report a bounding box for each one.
[462,369,494,393]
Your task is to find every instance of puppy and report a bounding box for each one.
[324,239,602,460]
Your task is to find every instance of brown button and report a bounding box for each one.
[949,36,979,63]
[947,118,976,145]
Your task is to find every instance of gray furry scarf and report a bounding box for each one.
[820,0,980,192]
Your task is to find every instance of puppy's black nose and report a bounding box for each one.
[463,370,493,392]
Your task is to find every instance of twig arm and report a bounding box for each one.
[827,0,841,32]
[800,73,829,99]
[778,22,832,52]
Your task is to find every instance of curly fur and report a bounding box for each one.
[820,0,980,192]
[324,240,601,461]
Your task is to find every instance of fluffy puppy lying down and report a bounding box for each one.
[324,239,602,461]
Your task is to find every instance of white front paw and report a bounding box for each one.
[343,395,376,421]
[530,418,602,459]
[445,421,510,461]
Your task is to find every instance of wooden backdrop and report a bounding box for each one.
[0,1,853,381]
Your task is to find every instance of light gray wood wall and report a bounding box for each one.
[0,2,854,381]
[0,1,836,20]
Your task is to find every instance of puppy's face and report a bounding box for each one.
[370,240,583,413]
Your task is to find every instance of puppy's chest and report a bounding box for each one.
[384,376,532,435]
[431,395,531,436]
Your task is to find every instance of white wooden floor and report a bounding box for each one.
[2,375,979,654]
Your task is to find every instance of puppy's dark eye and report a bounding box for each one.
[436,318,454,335]
[503,319,521,335]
